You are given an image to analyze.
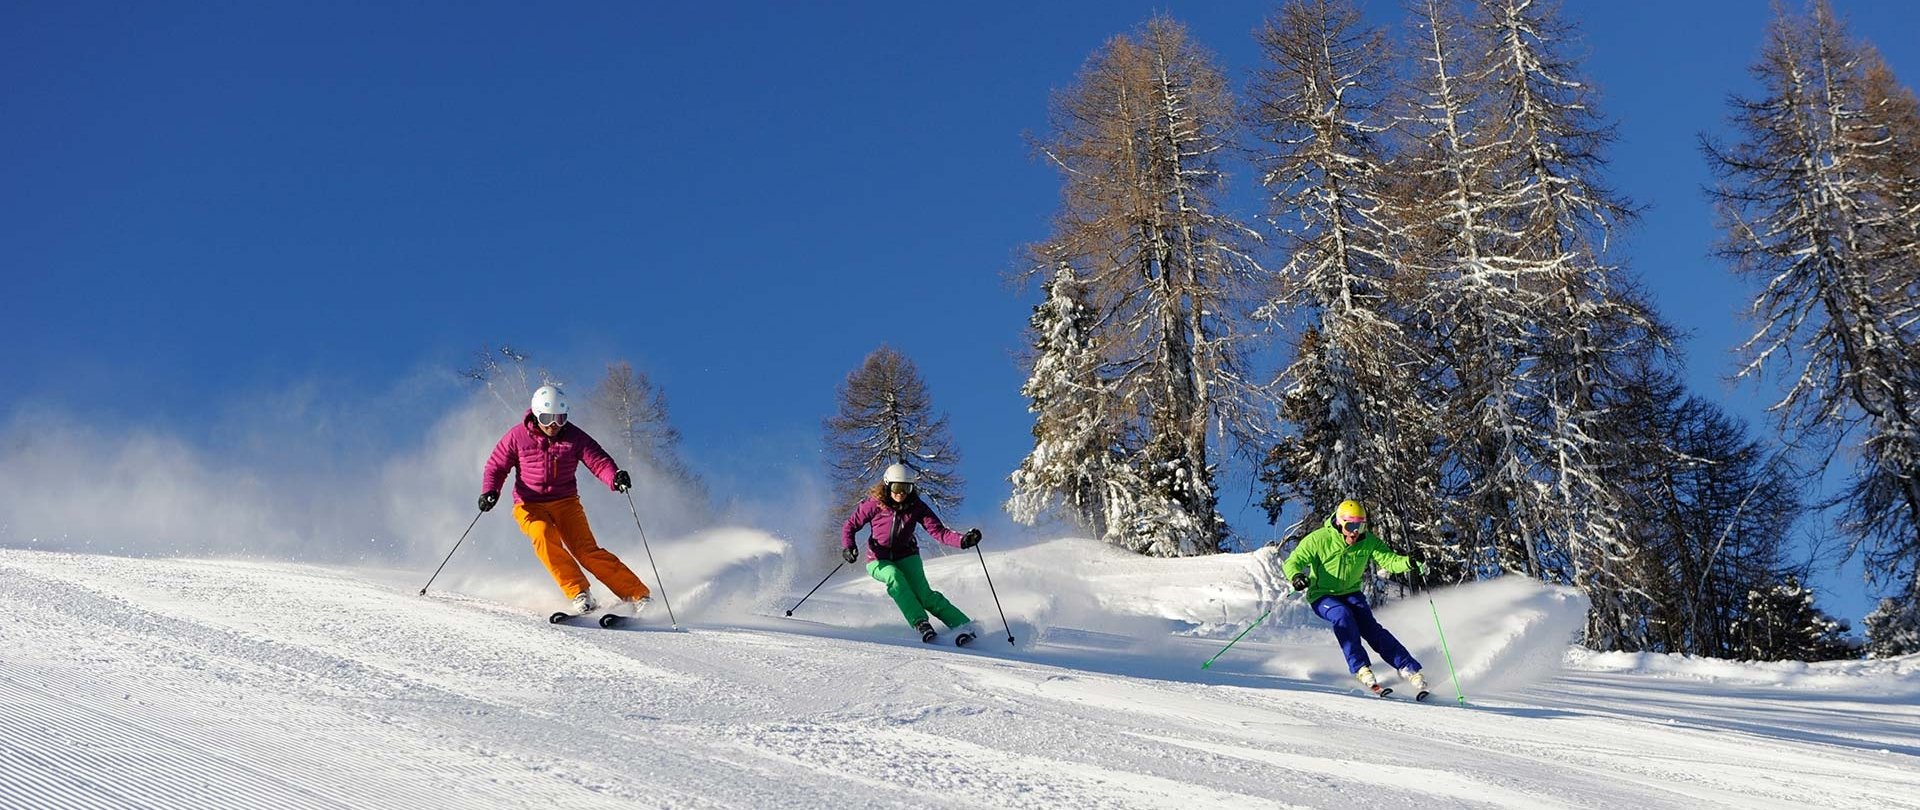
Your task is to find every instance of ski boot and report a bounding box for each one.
[569,591,598,615]
[593,596,650,628]
[1356,666,1393,698]
[1400,666,1430,701]
[915,620,937,643]
[549,591,601,624]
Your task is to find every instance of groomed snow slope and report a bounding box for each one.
[2,539,1916,810]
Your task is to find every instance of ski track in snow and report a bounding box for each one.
[2,549,1917,810]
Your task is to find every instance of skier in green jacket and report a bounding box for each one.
[1282,499,1430,697]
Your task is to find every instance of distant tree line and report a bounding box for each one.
[1006,0,1917,660]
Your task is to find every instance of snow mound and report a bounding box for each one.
[1569,649,1920,694]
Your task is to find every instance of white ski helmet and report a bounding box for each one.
[882,463,919,485]
[530,385,569,424]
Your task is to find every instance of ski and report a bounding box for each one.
[549,597,651,629]
[1367,684,1394,698]
[954,631,976,647]
[1414,690,1431,702]
[548,610,625,628]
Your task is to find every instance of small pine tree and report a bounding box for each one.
[1733,577,1861,662]
[823,345,965,514]
[1863,594,1920,658]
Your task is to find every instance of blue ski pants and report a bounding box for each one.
[1312,592,1421,674]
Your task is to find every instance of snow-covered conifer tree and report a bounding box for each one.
[1008,265,1131,538]
[1733,577,1860,662]
[1863,595,1920,658]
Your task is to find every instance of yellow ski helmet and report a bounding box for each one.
[1336,499,1367,529]
[1336,495,1367,522]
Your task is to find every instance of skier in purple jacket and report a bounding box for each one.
[841,464,982,646]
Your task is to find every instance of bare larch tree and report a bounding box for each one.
[1016,16,1268,556]
[1705,0,1920,640]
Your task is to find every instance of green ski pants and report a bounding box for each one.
[868,554,970,629]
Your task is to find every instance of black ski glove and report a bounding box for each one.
[961,529,981,549]
[1290,572,1309,592]
[613,470,631,493]
[478,491,500,513]
[842,545,859,564]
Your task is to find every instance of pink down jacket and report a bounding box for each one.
[481,411,620,505]
[841,494,967,563]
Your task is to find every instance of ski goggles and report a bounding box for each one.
[1340,518,1367,534]
[888,482,916,495]
[536,412,568,427]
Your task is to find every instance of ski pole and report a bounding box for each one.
[1201,605,1275,669]
[1422,571,1466,705]
[975,545,1014,646]
[419,509,485,596]
[786,562,844,616]
[624,492,679,629]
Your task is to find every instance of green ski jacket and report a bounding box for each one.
[1281,517,1415,602]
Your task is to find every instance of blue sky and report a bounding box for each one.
[6,1,1916,627]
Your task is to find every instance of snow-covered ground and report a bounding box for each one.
[3,538,1916,809]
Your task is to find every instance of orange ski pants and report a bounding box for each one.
[513,496,649,602]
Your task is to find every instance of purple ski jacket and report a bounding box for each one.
[841,490,967,563]
[481,411,620,505]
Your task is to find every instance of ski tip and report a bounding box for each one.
[598,613,624,628]
[548,611,570,624]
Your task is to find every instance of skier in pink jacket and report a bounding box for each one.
[480,385,650,617]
